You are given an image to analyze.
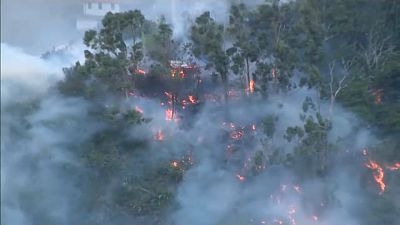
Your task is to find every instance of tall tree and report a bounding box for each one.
[227,3,259,93]
[191,12,230,99]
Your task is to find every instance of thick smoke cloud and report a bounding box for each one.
[1,43,97,225]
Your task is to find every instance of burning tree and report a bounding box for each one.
[227,3,260,94]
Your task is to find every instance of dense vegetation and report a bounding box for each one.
[14,0,399,224]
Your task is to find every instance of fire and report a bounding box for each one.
[135,69,146,75]
[386,162,400,171]
[154,130,165,141]
[135,106,144,114]
[230,130,244,140]
[179,70,186,78]
[188,95,197,104]
[251,124,256,131]
[165,109,173,121]
[236,173,246,181]
[171,69,176,78]
[164,91,173,99]
[171,160,179,168]
[249,79,255,93]
[272,68,276,78]
[372,89,383,105]
[365,160,385,194]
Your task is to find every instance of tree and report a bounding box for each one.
[190,12,230,99]
[227,4,259,93]
[147,16,176,66]
[63,10,149,97]
[327,58,354,114]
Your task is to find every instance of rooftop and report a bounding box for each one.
[83,0,120,3]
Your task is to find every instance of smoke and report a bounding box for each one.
[2,1,398,225]
[165,89,375,225]
[1,43,98,225]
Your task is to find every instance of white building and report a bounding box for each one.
[76,0,120,31]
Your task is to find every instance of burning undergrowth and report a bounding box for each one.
[2,2,400,225]
[2,43,399,224]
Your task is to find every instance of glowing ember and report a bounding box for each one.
[386,162,400,171]
[188,95,197,104]
[230,130,244,140]
[154,130,165,141]
[179,70,185,78]
[165,109,173,121]
[171,160,179,168]
[252,124,256,131]
[135,69,146,75]
[135,106,144,114]
[249,79,255,93]
[164,92,173,99]
[372,89,383,105]
[171,69,176,77]
[236,173,246,181]
[365,160,385,194]
[272,68,277,78]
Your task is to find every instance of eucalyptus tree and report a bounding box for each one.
[190,12,230,100]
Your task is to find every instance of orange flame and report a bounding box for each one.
[166,109,173,121]
[236,174,246,181]
[165,92,173,99]
[154,130,165,141]
[171,160,179,168]
[230,130,244,140]
[365,160,385,194]
[188,95,197,104]
[386,162,400,171]
[135,69,146,75]
[179,70,186,79]
[135,106,144,114]
[249,79,255,93]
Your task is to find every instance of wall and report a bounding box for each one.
[83,2,120,16]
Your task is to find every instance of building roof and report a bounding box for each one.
[84,0,120,3]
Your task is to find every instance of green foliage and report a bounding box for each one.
[262,114,277,138]
[191,12,229,83]
[146,16,176,65]
[59,10,152,97]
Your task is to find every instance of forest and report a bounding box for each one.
[2,0,399,225]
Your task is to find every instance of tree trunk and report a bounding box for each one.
[246,57,250,90]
